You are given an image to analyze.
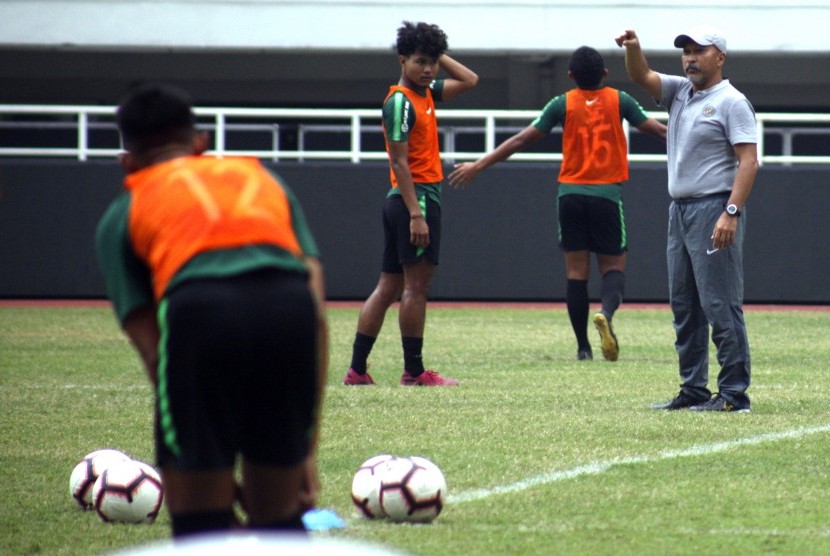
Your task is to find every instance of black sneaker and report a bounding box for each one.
[650,391,706,410]
[689,393,750,413]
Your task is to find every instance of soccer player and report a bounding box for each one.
[96,83,328,536]
[343,21,479,386]
[449,46,666,361]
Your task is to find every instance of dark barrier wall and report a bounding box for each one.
[0,159,827,303]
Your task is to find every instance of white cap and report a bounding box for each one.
[674,26,727,53]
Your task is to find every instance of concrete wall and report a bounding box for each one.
[1,160,827,303]
[3,48,830,115]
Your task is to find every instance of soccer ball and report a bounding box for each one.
[351,454,397,519]
[379,456,446,523]
[69,449,131,510]
[93,459,164,524]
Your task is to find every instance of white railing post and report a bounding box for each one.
[272,124,281,163]
[443,127,455,165]
[783,131,793,159]
[351,114,361,163]
[77,111,88,161]
[298,124,306,163]
[485,115,496,153]
[214,113,226,158]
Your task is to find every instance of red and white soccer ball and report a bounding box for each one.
[378,456,446,523]
[92,459,164,524]
[69,449,131,510]
[351,454,397,519]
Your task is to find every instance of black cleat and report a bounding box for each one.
[651,391,708,410]
[689,393,751,413]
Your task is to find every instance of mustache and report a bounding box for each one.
[685,64,700,72]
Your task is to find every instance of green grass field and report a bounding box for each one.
[2,303,830,555]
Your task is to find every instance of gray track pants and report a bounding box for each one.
[667,195,751,406]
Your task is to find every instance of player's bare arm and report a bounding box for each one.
[388,140,429,247]
[616,30,662,100]
[122,305,161,386]
[438,54,479,101]
[448,126,545,188]
[637,118,667,141]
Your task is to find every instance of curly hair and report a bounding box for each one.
[395,21,448,59]
[569,46,605,89]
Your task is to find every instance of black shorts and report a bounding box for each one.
[155,268,317,470]
[381,194,441,273]
[557,193,627,255]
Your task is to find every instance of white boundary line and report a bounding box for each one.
[448,425,830,505]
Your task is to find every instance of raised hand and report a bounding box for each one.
[615,29,640,48]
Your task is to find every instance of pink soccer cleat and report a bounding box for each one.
[400,370,459,386]
[343,368,376,385]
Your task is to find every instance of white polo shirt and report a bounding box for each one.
[658,75,757,199]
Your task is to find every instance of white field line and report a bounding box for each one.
[448,424,830,505]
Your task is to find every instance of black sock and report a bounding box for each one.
[402,336,424,376]
[248,512,307,533]
[171,509,235,538]
[350,332,376,374]
[600,270,625,321]
[566,279,591,350]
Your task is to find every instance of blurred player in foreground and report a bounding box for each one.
[343,21,479,386]
[616,27,758,412]
[449,46,666,361]
[96,83,328,536]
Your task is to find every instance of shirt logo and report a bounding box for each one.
[401,100,410,133]
[703,105,716,117]
[586,98,599,106]
[426,107,433,115]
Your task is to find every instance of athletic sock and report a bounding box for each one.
[402,336,425,376]
[248,512,307,533]
[350,332,376,374]
[566,279,591,350]
[600,270,625,321]
[170,509,235,538]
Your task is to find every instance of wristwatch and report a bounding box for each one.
[725,203,741,217]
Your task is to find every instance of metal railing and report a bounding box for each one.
[2,104,830,165]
